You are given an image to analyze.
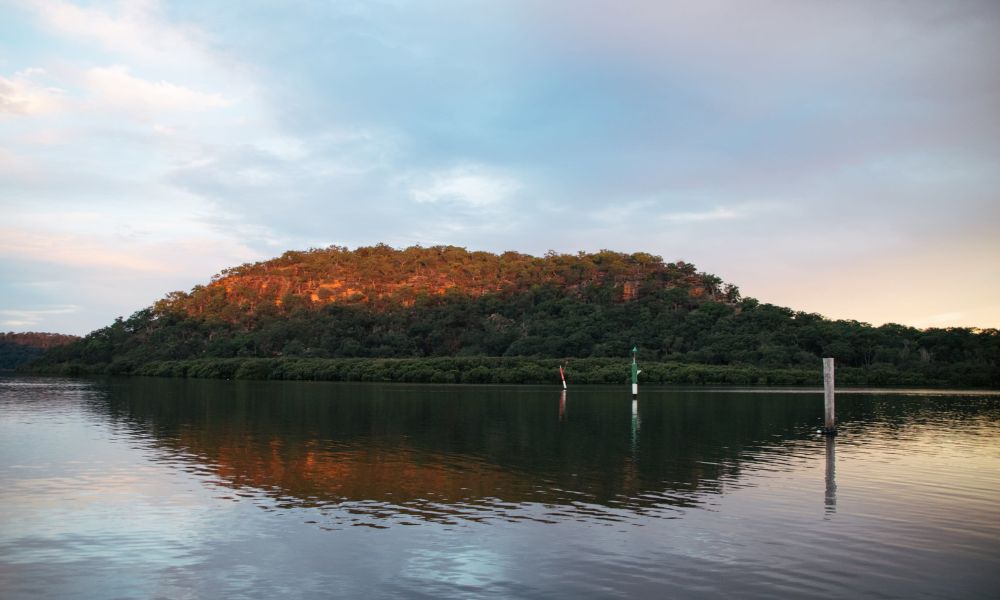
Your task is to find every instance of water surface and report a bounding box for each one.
[1,377,998,598]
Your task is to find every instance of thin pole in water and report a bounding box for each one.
[559,364,567,390]
[631,346,639,399]
[823,357,837,435]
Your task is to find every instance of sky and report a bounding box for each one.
[2,0,999,336]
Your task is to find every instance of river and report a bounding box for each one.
[1,376,998,598]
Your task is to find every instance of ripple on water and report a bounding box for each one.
[2,378,999,599]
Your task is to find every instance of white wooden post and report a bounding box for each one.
[823,357,836,435]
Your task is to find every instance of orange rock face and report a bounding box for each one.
[160,245,732,320]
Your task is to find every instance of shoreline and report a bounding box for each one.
[22,356,998,389]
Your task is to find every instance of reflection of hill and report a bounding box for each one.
[93,379,825,524]
[208,442,531,509]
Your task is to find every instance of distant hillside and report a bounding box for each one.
[158,244,737,318]
[29,245,1000,387]
[1,332,79,370]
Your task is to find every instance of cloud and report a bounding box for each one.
[408,166,521,208]
[0,229,172,272]
[82,65,230,115]
[4,0,999,331]
[0,147,38,179]
[18,0,251,123]
[0,227,269,333]
[532,1,1000,85]
[23,0,214,72]
[0,306,79,328]
[0,69,65,116]
[661,207,740,223]
[524,0,1000,188]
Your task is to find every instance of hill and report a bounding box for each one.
[1,332,79,370]
[158,244,736,317]
[28,245,1000,387]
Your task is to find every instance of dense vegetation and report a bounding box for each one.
[0,332,79,370]
[103,357,947,388]
[28,245,1000,387]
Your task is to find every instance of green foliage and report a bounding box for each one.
[28,355,984,389]
[24,246,1000,388]
[0,341,44,370]
[0,332,78,370]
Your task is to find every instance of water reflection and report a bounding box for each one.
[83,379,834,528]
[5,377,1000,599]
[824,436,837,516]
[78,379,1000,531]
[630,398,640,453]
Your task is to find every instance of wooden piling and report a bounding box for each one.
[823,357,836,435]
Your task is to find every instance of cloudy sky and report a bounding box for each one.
[2,0,999,335]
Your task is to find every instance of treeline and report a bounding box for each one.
[28,356,948,388]
[0,332,79,370]
[27,280,1000,387]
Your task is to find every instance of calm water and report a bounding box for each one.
[1,377,999,599]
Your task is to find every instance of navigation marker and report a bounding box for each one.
[631,346,640,398]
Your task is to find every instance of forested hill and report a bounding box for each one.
[1,332,79,370]
[28,245,1000,387]
[157,244,738,318]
